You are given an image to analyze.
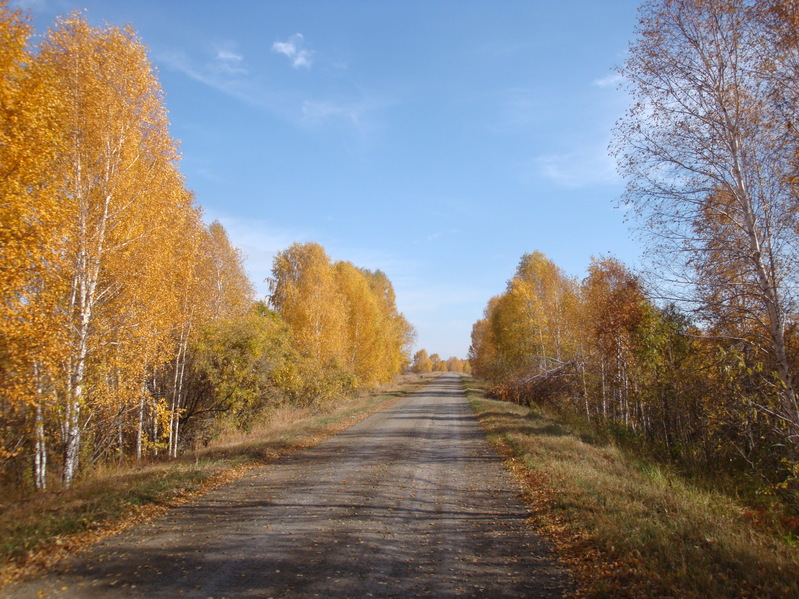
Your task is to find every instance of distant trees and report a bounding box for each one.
[411,349,433,374]
[410,349,469,374]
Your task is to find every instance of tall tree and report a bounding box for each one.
[269,242,347,365]
[0,0,66,489]
[36,14,193,485]
[167,219,254,457]
[612,0,799,450]
[360,268,414,380]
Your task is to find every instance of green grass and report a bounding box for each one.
[0,463,211,560]
[462,377,799,599]
[0,374,432,581]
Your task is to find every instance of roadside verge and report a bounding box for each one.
[463,377,799,599]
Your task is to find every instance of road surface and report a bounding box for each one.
[5,373,572,598]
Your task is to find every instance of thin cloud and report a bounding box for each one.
[159,42,247,89]
[159,41,387,139]
[212,43,247,76]
[300,99,367,126]
[533,144,621,189]
[10,0,46,11]
[593,72,624,88]
[272,33,314,69]
[216,49,243,62]
[299,94,393,140]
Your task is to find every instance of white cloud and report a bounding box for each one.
[272,33,314,69]
[532,144,621,189]
[593,72,624,88]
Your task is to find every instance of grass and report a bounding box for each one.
[0,373,434,586]
[462,377,799,599]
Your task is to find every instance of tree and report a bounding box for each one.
[582,257,647,426]
[468,297,501,381]
[335,261,382,386]
[269,242,346,365]
[411,349,433,373]
[35,14,197,485]
[268,244,413,401]
[612,0,799,452]
[165,219,254,457]
[0,1,66,489]
[181,304,292,444]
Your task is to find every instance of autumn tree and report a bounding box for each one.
[33,14,202,485]
[0,1,68,489]
[468,297,501,381]
[446,357,468,373]
[581,257,648,425]
[613,0,799,453]
[268,243,413,402]
[473,252,579,402]
[269,242,347,367]
[335,261,383,386]
[411,349,433,373]
[161,218,255,457]
[179,303,292,445]
[360,268,415,380]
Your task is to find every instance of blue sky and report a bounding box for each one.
[17,0,643,359]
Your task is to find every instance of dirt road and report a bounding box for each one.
[5,373,572,598]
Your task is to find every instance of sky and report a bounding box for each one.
[15,0,644,359]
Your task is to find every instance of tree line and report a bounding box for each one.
[471,0,799,500]
[409,349,471,374]
[0,4,413,491]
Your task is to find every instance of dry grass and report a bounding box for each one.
[0,373,435,587]
[463,377,799,599]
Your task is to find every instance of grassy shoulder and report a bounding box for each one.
[462,377,799,599]
[0,373,436,586]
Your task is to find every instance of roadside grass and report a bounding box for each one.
[0,373,435,585]
[463,377,799,599]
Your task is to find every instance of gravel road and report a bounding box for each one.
[5,373,573,598]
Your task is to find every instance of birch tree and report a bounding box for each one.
[269,242,347,366]
[38,15,192,485]
[612,0,799,451]
[0,1,67,488]
[164,219,254,458]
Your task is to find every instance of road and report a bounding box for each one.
[5,373,572,598]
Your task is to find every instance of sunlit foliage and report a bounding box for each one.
[268,242,414,401]
[0,5,414,492]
